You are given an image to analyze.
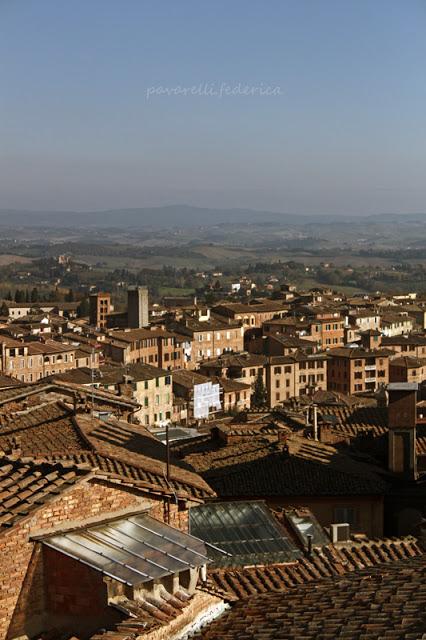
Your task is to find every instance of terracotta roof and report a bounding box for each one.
[389,355,426,368]
[205,536,423,601]
[183,432,390,498]
[172,369,212,388]
[88,591,220,640]
[90,591,193,639]
[26,341,75,355]
[328,347,391,359]
[282,390,375,409]
[0,402,88,453]
[108,328,177,343]
[214,301,288,315]
[316,406,388,439]
[199,353,267,369]
[0,454,91,531]
[0,374,22,389]
[210,377,251,393]
[196,555,426,639]
[382,334,426,346]
[0,402,214,502]
[0,380,139,409]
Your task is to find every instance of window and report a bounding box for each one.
[354,360,363,367]
[164,353,170,361]
[250,368,256,376]
[284,366,292,374]
[354,371,363,380]
[275,380,280,389]
[155,395,160,405]
[274,366,281,374]
[275,393,280,401]
[165,376,171,385]
[144,398,149,407]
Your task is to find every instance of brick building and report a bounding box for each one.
[263,314,345,350]
[265,353,328,408]
[105,328,184,370]
[0,391,215,640]
[198,353,266,389]
[169,317,244,367]
[382,334,426,358]
[89,292,111,329]
[389,356,426,384]
[327,347,390,394]
[0,337,76,383]
[213,301,289,330]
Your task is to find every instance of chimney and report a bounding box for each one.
[387,382,418,479]
[312,405,318,441]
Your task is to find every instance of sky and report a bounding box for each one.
[0,0,425,214]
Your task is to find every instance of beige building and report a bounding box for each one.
[169,317,244,367]
[211,376,252,412]
[266,353,328,408]
[94,363,173,426]
[198,352,266,388]
[0,337,76,383]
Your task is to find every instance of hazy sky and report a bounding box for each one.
[1,0,425,214]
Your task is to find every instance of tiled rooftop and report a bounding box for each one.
[0,454,90,530]
[0,401,214,502]
[196,555,426,639]
[205,536,423,600]
[182,431,390,498]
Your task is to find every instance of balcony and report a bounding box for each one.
[364,364,376,371]
[365,376,376,383]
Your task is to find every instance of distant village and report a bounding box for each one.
[0,276,425,639]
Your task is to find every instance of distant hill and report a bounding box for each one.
[0,205,307,228]
[0,205,424,229]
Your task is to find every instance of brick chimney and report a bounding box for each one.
[387,382,418,479]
